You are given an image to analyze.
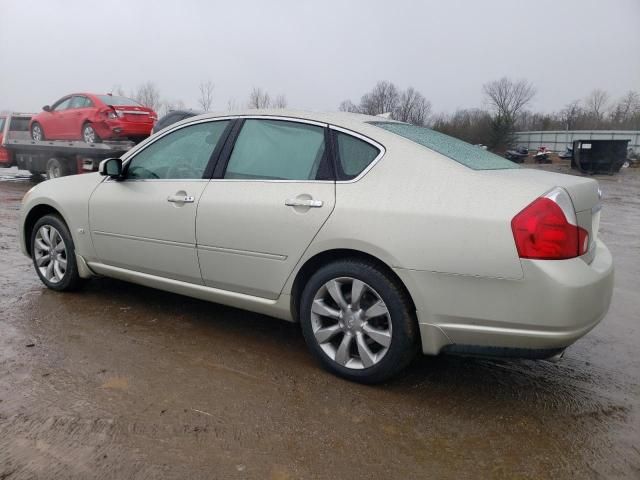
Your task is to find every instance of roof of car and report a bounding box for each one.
[186,109,403,136]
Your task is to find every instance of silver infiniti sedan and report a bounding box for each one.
[19,111,614,383]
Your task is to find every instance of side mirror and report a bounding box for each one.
[99,158,123,179]
[43,105,51,112]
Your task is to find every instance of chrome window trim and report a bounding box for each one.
[329,125,386,183]
[117,115,384,184]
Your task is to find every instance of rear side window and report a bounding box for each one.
[224,120,326,180]
[334,131,380,179]
[370,121,519,170]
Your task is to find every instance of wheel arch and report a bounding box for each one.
[289,248,416,324]
[23,203,68,257]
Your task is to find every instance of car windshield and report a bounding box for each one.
[98,95,143,107]
[370,121,519,170]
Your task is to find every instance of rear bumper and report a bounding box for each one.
[395,239,614,355]
[93,120,153,139]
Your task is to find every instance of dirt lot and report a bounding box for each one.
[0,166,638,479]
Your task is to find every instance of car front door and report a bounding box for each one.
[45,97,72,138]
[196,118,336,299]
[89,119,232,284]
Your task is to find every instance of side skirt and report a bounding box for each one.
[86,261,294,321]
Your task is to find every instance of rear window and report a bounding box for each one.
[98,95,142,107]
[9,117,30,131]
[369,121,519,170]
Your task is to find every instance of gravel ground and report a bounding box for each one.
[0,165,638,479]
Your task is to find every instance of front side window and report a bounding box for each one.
[334,131,380,179]
[224,119,326,180]
[126,120,229,180]
[53,98,71,111]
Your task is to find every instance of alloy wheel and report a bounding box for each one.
[83,125,96,143]
[310,277,392,369]
[32,125,43,141]
[34,225,67,284]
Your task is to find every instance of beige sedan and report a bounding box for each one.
[19,111,614,383]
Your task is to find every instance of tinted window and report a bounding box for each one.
[335,131,380,179]
[53,98,71,111]
[98,95,142,107]
[9,117,30,131]
[127,120,229,180]
[225,120,326,180]
[0,118,4,131]
[370,121,518,170]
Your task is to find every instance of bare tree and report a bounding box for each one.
[585,89,609,125]
[483,77,536,122]
[359,81,400,116]
[482,77,536,150]
[198,80,214,111]
[227,98,239,112]
[133,82,162,111]
[394,87,431,125]
[247,87,270,109]
[111,84,126,97]
[561,100,583,130]
[338,100,360,113]
[272,94,287,109]
[159,99,186,117]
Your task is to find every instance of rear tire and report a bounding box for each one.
[30,214,81,291]
[46,157,71,180]
[300,259,419,384]
[82,123,101,143]
[31,122,45,141]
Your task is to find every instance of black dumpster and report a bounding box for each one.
[571,139,629,174]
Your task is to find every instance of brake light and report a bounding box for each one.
[103,108,122,119]
[511,188,589,260]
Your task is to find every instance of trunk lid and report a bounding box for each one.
[112,105,155,124]
[488,169,602,262]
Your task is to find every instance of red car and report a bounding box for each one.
[29,93,157,143]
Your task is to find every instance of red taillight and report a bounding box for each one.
[511,190,589,260]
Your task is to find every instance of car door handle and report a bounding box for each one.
[285,198,323,208]
[167,194,195,203]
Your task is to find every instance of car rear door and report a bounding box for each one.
[68,95,94,139]
[89,119,232,284]
[196,117,336,299]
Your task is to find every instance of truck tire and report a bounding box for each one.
[46,157,72,180]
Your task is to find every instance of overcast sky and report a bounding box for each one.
[1,0,639,115]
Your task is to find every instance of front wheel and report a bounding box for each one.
[30,214,81,291]
[31,122,45,141]
[300,259,419,383]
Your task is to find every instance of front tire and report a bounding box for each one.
[300,259,419,384]
[31,122,45,141]
[31,215,81,291]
